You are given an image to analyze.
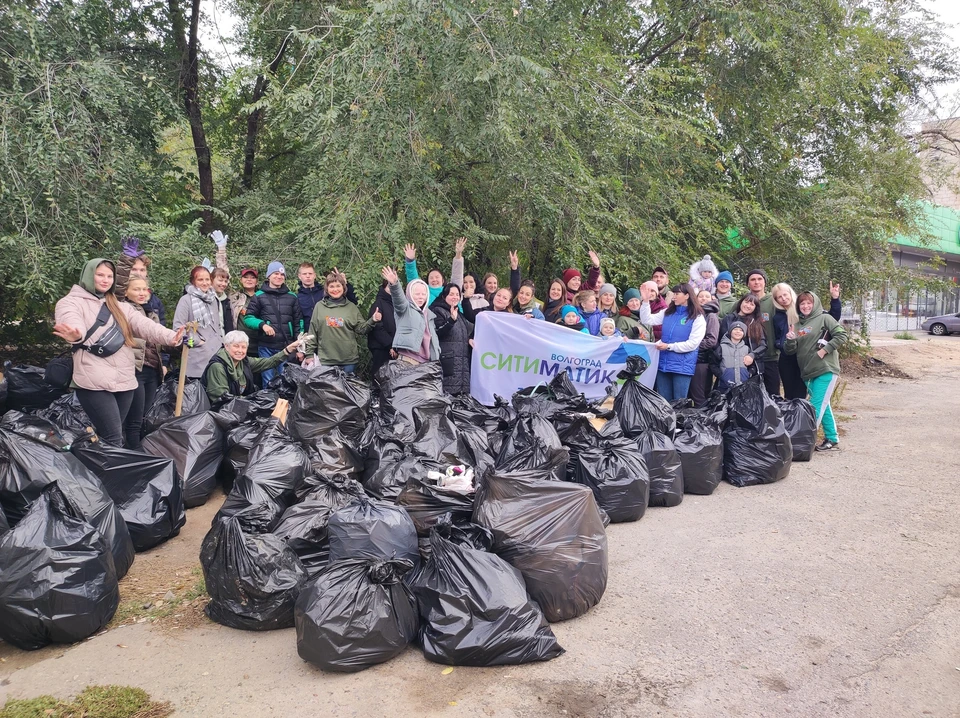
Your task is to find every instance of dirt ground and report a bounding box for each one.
[2,334,959,717]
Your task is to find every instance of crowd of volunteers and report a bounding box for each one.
[52,235,848,453]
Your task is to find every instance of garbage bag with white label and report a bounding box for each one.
[141,412,224,508]
[327,496,419,565]
[200,504,308,630]
[773,396,817,462]
[0,484,119,650]
[72,443,185,552]
[723,377,793,487]
[410,527,564,665]
[636,429,684,507]
[613,356,676,437]
[142,378,211,435]
[295,558,418,672]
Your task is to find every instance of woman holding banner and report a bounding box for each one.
[638,283,706,402]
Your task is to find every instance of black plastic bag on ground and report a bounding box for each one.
[142,378,210,435]
[272,500,339,575]
[295,558,418,672]
[221,417,270,490]
[496,413,562,465]
[288,366,371,445]
[0,428,134,578]
[305,430,365,478]
[411,528,564,665]
[723,378,793,487]
[613,356,676,438]
[142,412,224,508]
[328,496,419,565]
[200,504,308,630]
[495,441,569,482]
[34,393,94,439]
[0,376,6,413]
[572,437,649,522]
[1,410,75,449]
[362,450,444,503]
[449,394,512,441]
[473,468,607,622]
[265,363,312,400]
[296,473,367,505]
[674,419,724,496]
[397,478,475,537]
[375,362,446,441]
[0,484,119,650]
[773,396,817,462]
[637,430,684,507]
[414,515,495,563]
[512,372,590,419]
[216,390,279,422]
[3,363,67,412]
[72,443,186,552]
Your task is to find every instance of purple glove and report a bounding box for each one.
[121,235,144,258]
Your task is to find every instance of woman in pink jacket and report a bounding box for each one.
[54,258,184,447]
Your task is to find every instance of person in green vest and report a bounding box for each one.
[746,269,781,396]
[202,330,299,406]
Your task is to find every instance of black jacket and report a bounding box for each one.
[243,282,303,348]
[431,304,473,395]
[367,287,397,353]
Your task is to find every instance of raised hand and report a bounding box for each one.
[404,243,416,261]
[172,326,186,346]
[210,230,228,248]
[121,235,144,258]
[373,308,382,322]
[588,249,600,268]
[454,237,467,257]
[830,281,840,299]
[509,250,519,270]
[52,324,82,343]
[381,266,399,285]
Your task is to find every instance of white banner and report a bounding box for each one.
[469,312,659,405]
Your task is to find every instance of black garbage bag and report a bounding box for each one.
[0,484,119,650]
[512,372,591,418]
[362,450,445,503]
[72,443,186,552]
[449,394,512,440]
[375,361,446,441]
[142,378,211,435]
[613,356,676,438]
[200,504,308,630]
[473,467,607,622]
[272,500,338,575]
[0,428,135,578]
[773,396,817,462]
[295,558,418,672]
[571,437,649,523]
[674,419,724,496]
[1,410,75,449]
[296,473,367,505]
[636,430,683,507]
[288,366,372,446]
[265,363,312,400]
[397,477,475,537]
[218,390,280,422]
[496,412,562,465]
[495,441,569,482]
[723,378,793,487]
[328,496,419,564]
[142,411,224,508]
[34,393,94,439]
[0,375,7,413]
[305,430,365,478]
[3,363,68,411]
[414,515,495,563]
[220,417,270,490]
[411,528,564,665]
[410,402,460,460]
[0,504,7,533]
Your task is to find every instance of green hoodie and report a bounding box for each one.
[757,293,778,360]
[203,347,288,403]
[304,295,378,366]
[715,293,736,319]
[783,293,847,381]
[79,258,116,297]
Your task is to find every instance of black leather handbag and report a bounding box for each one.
[45,305,124,387]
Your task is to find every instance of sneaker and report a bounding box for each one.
[815,439,840,452]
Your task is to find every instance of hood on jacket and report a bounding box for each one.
[79,257,116,297]
[260,281,291,295]
[406,278,430,310]
[689,255,719,283]
[701,300,719,315]
[320,294,347,308]
[796,292,824,323]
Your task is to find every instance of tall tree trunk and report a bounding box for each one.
[242,37,290,191]
[169,0,214,233]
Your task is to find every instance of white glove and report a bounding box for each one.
[210,230,228,248]
[201,257,213,271]
[295,332,315,354]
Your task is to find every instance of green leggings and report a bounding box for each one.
[805,372,839,443]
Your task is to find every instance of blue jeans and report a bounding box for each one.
[655,371,692,403]
[258,346,282,384]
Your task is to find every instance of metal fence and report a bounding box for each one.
[860,282,960,333]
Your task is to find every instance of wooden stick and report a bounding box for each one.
[174,321,199,417]
[271,398,289,425]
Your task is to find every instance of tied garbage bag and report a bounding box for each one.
[72,443,186,552]
[637,430,684,507]
[0,428,134,578]
[296,473,367,505]
[142,378,211,435]
[674,420,724,496]
[142,412,224,508]
[496,413,562,464]
[411,528,564,665]
[328,496,419,565]
[613,356,676,437]
[397,477,475,537]
[414,515,495,563]
[200,504,308,630]
[572,437,649,523]
[34,393,94,439]
[288,365,371,445]
[295,558,418,672]
[512,372,590,418]
[0,484,119,650]
[495,441,569,482]
[474,468,607,622]
[723,378,793,487]
[3,363,67,411]
[363,451,444,503]
[272,500,339,575]
[773,396,817,462]
[305,430,365,478]
[1,410,74,450]
[375,361,446,441]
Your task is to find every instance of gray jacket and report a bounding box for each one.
[389,281,440,360]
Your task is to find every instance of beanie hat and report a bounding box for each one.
[728,320,747,336]
[746,268,767,284]
[696,255,718,275]
[640,280,659,294]
[562,268,582,286]
[623,288,641,302]
[716,270,734,286]
[560,304,580,319]
[267,261,286,277]
[600,317,616,329]
[598,283,617,298]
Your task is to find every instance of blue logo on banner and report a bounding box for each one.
[605,342,651,366]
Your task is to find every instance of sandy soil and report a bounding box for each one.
[2,335,959,717]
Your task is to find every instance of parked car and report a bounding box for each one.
[920,312,960,336]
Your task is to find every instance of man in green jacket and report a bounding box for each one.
[714,271,737,318]
[202,330,299,405]
[747,269,781,396]
[302,271,381,373]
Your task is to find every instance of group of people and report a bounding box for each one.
[52,237,848,454]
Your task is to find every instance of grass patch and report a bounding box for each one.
[0,685,172,718]
[893,331,917,340]
[111,565,206,627]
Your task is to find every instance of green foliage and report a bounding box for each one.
[0,685,172,718]
[893,330,918,340]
